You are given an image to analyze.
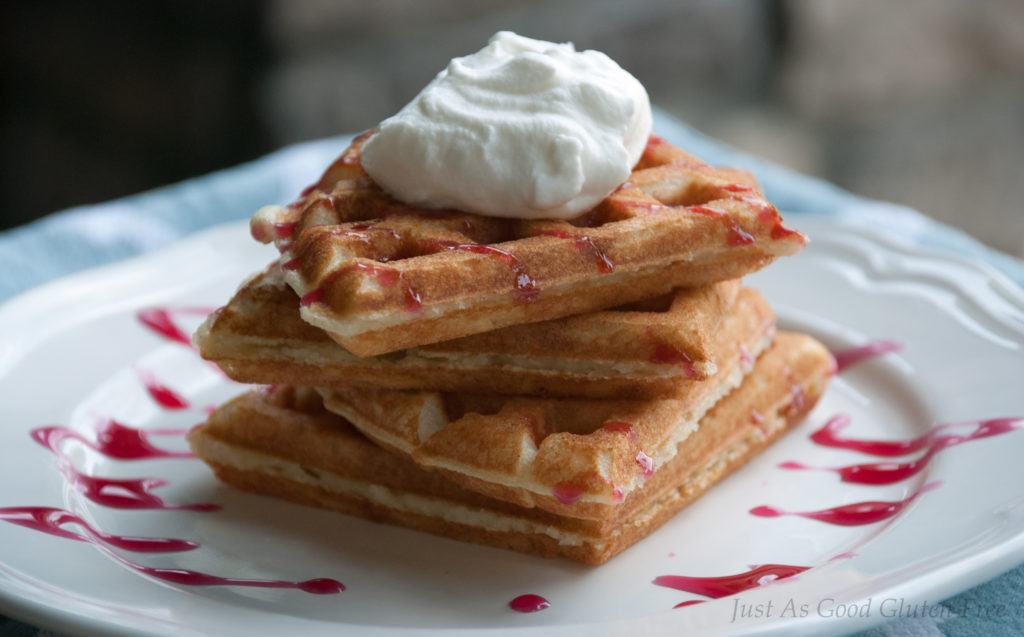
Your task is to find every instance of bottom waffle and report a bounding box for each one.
[187,332,833,564]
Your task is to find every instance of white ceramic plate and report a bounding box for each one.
[1,215,1022,637]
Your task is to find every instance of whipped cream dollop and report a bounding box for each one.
[360,31,652,220]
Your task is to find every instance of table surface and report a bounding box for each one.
[2,109,1023,637]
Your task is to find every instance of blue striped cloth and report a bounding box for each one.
[2,109,1023,636]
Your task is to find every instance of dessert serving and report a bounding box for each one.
[189,333,831,565]
[189,31,831,564]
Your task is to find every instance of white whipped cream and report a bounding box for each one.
[360,31,652,220]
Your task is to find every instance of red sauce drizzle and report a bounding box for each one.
[0,506,198,552]
[420,239,538,301]
[749,481,941,526]
[8,302,349,596]
[685,205,754,247]
[0,506,343,594]
[137,307,213,349]
[31,423,216,511]
[653,564,810,599]
[509,594,550,613]
[321,223,403,245]
[785,417,1023,484]
[832,341,903,373]
[811,414,957,457]
[67,467,218,511]
[304,263,422,312]
[755,207,804,244]
[33,421,192,461]
[535,229,614,273]
[770,223,802,241]
[135,369,190,410]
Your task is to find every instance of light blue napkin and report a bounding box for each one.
[1,109,1022,636]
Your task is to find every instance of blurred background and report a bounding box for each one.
[3,0,1023,257]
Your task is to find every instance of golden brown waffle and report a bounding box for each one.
[250,133,806,356]
[195,266,775,398]
[317,332,828,522]
[188,332,832,564]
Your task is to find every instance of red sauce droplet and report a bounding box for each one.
[274,222,297,239]
[509,594,550,613]
[282,257,301,271]
[636,451,655,478]
[650,344,699,378]
[602,422,655,478]
[788,381,806,414]
[300,288,325,307]
[552,482,583,505]
[750,481,941,526]
[674,599,706,609]
[602,421,638,443]
[135,369,190,410]
[535,229,614,273]
[722,183,754,193]
[653,564,810,599]
[645,134,669,152]
[832,341,903,373]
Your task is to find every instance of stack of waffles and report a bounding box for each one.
[188,134,835,565]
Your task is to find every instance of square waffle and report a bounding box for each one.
[187,331,833,564]
[195,265,776,398]
[250,133,806,356]
[316,332,830,523]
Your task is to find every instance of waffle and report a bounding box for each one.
[195,265,775,398]
[187,332,833,564]
[317,330,828,523]
[250,133,806,356]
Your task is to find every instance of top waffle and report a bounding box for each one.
[251,133,806,356]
